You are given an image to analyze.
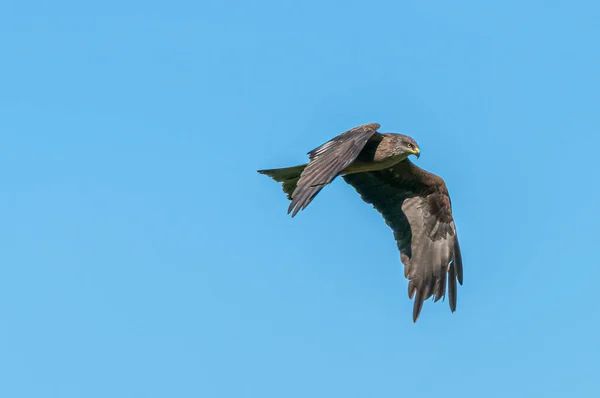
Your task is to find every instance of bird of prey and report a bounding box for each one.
[257,123,463,322]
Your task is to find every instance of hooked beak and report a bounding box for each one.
[412,147,420,159]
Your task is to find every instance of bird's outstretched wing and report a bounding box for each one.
[288,123,380,217]
[343,159,463,322]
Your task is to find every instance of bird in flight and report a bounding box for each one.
[258,123,463,322]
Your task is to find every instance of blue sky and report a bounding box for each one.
[1,1,599,397]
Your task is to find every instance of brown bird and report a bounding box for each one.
[258,123,463,322]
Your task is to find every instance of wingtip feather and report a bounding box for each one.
[412,288,425,323]
[448,265,457,313]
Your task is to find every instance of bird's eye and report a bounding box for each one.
[407,143,413,148]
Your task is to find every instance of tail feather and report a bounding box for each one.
[257,164,307,200]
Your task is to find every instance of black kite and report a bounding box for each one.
[258,123,463,322]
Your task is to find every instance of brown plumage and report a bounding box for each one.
[258,123,463,322]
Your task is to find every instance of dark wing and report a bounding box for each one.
[288,123,380,217]
[343,159,463,322]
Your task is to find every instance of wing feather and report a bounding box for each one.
[287,123,380,217]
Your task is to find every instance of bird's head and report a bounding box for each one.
[395,134,420,159]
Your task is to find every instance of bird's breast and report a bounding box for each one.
[341,154,408,175]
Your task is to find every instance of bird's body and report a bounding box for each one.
[258,123,463,322]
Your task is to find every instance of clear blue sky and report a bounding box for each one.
[1,1,599,397]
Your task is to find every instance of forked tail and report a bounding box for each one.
[257,164,307,201]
